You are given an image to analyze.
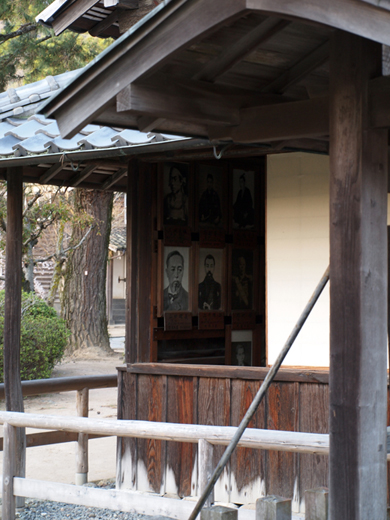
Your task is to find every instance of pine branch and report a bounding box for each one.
[0,23,37,45]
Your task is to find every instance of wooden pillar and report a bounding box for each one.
[126,159,139,364]
[329,32,388,519]
[3,167,26,494]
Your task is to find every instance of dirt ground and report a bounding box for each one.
[0,327,126,485]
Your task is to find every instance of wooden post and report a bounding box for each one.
[255,496,291,520]
[198,439,214,507]
[329,32,388,519]
[4,167,26,507]
[2,423,17,520]
[76,388,89,485]
[126,159,139,364]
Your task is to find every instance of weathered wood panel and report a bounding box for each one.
[230,379,266,504]
[198,377,230,502]
[266,382,299,499]
[299,383,329,512]
[136,374,167,493]
[116,371,137,490]
[165,376,197,497]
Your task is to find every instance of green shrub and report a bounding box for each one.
[0,291,70,382]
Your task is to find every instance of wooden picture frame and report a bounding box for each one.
[231,330,253,366]
[231,248,254,311]
[162,246,191,313]
[158,161,192,229]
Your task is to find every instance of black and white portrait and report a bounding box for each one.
[163,163,189,226]
[233,169,255,229]
[231,249,253,310]
[198,249,223,310]
[232,341,252,366]
[163,247,190,311]
[198,165,223,227]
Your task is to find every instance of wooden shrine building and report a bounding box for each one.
[3,0,390,517]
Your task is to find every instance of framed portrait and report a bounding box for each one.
[232,169,255,230]
[231,330,253,366]
[231,249,254,310]
[198,164,224,228]
[198,248,223,311]
[163,162,190,226]
[163,246,190,312]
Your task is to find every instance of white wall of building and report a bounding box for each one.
[113,255,126,299]
[266,153,330,367]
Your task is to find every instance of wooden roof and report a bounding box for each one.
[41,0,390,151]
[37,0,163,39]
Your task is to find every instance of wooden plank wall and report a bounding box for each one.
[117,370,336,513]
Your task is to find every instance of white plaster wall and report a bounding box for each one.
[267,153,330,367]
[113,255,126,299]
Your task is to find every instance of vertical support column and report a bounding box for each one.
[198,439,215,507]
[76,387,89,485]
[4,167,26,504]
[2,423,17,520]
[329,32,388,519]
[126,159,139,364]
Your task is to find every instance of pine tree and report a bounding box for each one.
[0,0,111,90]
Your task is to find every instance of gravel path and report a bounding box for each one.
[17,480,150,520]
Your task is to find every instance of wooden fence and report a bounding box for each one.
[0,374,117,484]
[0,410,331,520]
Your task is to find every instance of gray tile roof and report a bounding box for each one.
[0,114,159,158]
[110,227,126,251]
[0,70,207,191]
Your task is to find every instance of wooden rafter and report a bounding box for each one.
[101,167,128,190]
[89,10,119,36]
[194,17,290,82]
[260,40,329,94]
[68,164,98,186]
[39,162,65,184]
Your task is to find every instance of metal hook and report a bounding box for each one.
[213,143,231,160]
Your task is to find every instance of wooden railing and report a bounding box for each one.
[0,374,117,485]
[0,410,331,520]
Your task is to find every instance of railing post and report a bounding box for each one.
[76,388,89,485]
[3,422,17,520]
[198,439,214,507]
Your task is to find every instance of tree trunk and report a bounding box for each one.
[61,189,113,355]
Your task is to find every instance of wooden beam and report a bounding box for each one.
[260,40,329,94]
[137,116,166,133]
[126,159,139,364]
[39,162,65,184]
[208,96,329,143]
[52,0,98,35]
[194,17,290,82]
[101,167,127,190]
[247,0,390,45]
[68,164,98,187]
[208,76,390,143]
[43,0,390,138]
[118,82,240,126]
[89,10,118,37]
[329,31,387,520]
[43,0,248,137]
[4,167,25,505]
